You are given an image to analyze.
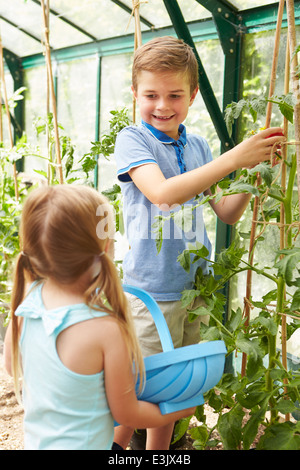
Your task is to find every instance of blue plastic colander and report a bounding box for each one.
[123,285,227,415]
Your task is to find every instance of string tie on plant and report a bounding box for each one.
[125,0,148,32]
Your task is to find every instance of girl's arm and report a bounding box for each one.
[128,127,285,214]
[103,320,195,428]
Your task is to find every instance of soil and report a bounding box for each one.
[0,344,24,450]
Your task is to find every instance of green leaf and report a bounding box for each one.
[246,355,265,381]
[199,324,221,341]
[252,163,274,187]
[188,425,209,449]
[177,250,191,272]
[102,184,121,201]
[180,289,201,308]
[236,389,267,409]
[276,399,299,415]
[218,404,244,449]
[243,403,268,450]
[291,288,300,311]
[33,169,47,178]
[267,94,294,123]
[278,101,294,123]
[172,417,192,444]
[252,316,278,336]
[226,307,243,333]
[173,205,194,233]
[236,334,259,360]
[257,422,300,450]
[250,96,268,116]
[275,248,300,286]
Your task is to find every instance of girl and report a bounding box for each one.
[4,185,195,450]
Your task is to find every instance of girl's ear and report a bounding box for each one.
[131,85,138,101]
[105,238,115,259]
[189,86,199,106]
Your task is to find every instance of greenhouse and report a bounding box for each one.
[0,0,300,451]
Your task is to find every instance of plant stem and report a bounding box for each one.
[266,275,285,422]
[266,331,279,422]
[283,153,297,248]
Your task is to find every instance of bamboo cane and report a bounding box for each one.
[0,33,19,199]
[132,0,143,124]
[286,0,300,216]
[40,0,63,184]
[241,0,285,377]
[45,0,51,184]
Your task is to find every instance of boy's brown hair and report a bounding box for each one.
[132,36,199,94]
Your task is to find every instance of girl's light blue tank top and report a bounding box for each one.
[15,282,114,450]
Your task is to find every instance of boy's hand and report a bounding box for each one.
[265,130,285,166]
[233,127,286,169]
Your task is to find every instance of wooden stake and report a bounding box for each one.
[281,39,290,359]
[132,0,143,124]
[45,0,51,183]
[286,0,300,217]
[133,0,142,49]
[281,30,291,426]
[0,33,19,199]
[40,0,63,184]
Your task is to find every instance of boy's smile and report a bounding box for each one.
[132,70,198,140]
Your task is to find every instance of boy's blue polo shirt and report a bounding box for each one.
[114,121,213,301]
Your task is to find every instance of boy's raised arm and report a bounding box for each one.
[129,127,285,211]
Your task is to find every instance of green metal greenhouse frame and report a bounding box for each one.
[2,1,300,370]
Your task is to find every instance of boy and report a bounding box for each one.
[113,36,285,450]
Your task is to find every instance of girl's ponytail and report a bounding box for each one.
[10,253,29,402]
[85,252,145,392]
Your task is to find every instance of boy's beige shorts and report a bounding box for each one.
[126,293,209,357]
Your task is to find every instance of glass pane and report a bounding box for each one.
[98,52,133,192]
[0,0,42,52]
[230,0,278,9]
[47,12,96,49]
[49,0,143,41]
[121,0,211,28]
[56,57,98,157]
[0,19,41,57]
[23,57,98,179]
[1,70,14,146]
[0,0,99,55]
[23,65,48,174]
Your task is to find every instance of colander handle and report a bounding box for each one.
[123,284,174,352]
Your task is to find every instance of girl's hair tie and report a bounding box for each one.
[99,251,105,257]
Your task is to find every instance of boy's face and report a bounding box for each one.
[132,70,198,140]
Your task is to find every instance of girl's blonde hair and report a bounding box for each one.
[10,184,144,397]
[132,36,199,94]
